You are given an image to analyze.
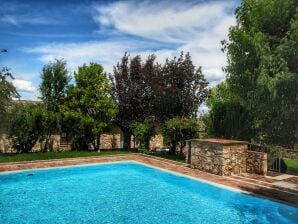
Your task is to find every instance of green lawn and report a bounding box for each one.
[0,150,135,163]
[284,158,298,175]
[149,153,186,163]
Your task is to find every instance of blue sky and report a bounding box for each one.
[0,0,240,102]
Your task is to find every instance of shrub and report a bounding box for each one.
[130,121,155,151]
[8,103,46,153]
[163,117,199,155]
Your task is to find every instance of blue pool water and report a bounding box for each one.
[0,162,297,224]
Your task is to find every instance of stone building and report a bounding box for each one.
[0,100,165,153]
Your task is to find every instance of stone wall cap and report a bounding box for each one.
[186,138,249,146]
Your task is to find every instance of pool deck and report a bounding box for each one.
[0,154,297,206]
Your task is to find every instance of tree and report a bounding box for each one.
[205,82,252,140]
[163,117,199,156]
[111,53,160,148]
[8,103,46,153]
[155,52,209,121]
[40,59,70,151]
[222,0,297,147]
[131,120,155,151]
[0,49,19,116]
[61,63,118,150]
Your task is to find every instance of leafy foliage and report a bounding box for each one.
[111,53,159,148]
[0,67,19,115]
[163,117,199,155]
[221,0,297,146]
[8,103,46,153]
[205,82,252,140]
[111,52,208,148]
[155,52,209,120]
[40,59,70,151]
[131,120,155,150]
[61,63,118,150]
[0,49,19,129]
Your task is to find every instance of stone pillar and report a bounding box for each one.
[246,151,267,175]
[186,139,249,176]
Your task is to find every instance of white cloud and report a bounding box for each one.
[95,1,229,43]
[24,40,160,73]
[23,0,237,86]
[1,15,18,25]
[12,79,37,93]
[93,0,236,83]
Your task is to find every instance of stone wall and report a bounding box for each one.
[187,139,267,176]
[282,149,298,159]
[246,151,267,175]
[149,134,164,149]
[0,133,13,153]
[0,124,165,152]
[0,134,61,153]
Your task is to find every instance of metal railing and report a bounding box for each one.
[248,143,282,172]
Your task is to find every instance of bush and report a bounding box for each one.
[8,103,46,153]
[163,117,198,155]
[130,121,155,150]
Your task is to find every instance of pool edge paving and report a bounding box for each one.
[0,153,297,206]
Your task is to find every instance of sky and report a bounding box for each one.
[0,0,240,107]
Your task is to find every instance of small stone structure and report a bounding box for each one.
[246,151,267,175]
[186,139,267,176]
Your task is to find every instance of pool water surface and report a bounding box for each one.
[0,161,297,224]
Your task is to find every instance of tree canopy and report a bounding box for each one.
[61,63,118,150]
[219,0,297,146]
[40,59,70,151]
[111,53,159,148]
[8,103,46,153]
[163,117,199,155]
[155,52,209,120]
[0,49,19,116]
[111,52,208,148]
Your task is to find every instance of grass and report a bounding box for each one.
[0,150,135,163]
[149,153,186,163]
[284,158,298,175]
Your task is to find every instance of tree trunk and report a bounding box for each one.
[96,134,100,151]
[43,132,51,152]
[170,142,176,154]
[294,123,298,150]
[180,140,186,157]
[122,129,131,149]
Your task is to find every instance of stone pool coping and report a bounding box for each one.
[0,154,297,206]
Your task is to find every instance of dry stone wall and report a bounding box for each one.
[187,139,267,176]
[246,151,267,175]
[0,124,165,152]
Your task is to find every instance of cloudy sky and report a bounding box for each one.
[0,0,240,100]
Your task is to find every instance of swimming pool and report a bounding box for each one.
[0,161,297,224]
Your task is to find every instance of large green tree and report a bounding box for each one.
[0,67,19,114]
[0,49,19,117]
[205,82,253,140]
[40,59,70,151]
[61,63,118,150]
[8,103,46,153]
[222,0,297,146]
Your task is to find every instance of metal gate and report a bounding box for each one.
[248,143,283,172]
